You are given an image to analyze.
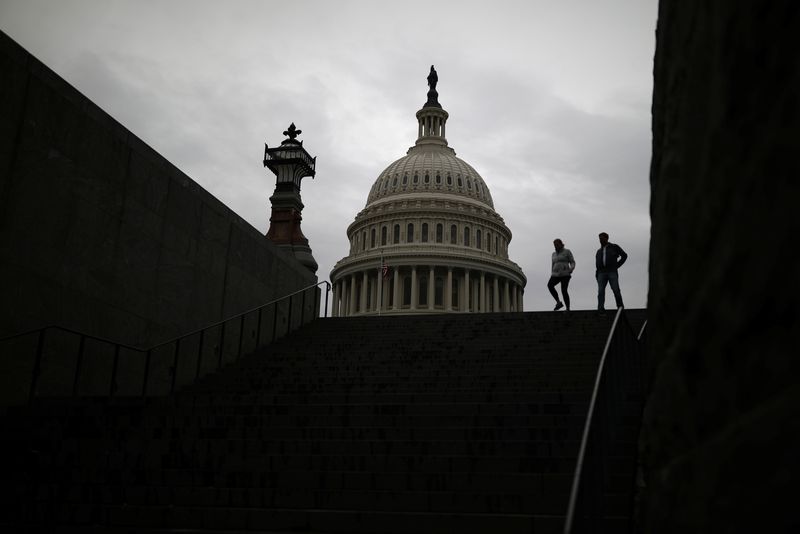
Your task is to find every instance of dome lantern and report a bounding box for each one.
[414,65,450,149]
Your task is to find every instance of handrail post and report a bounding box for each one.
[72,336,86,397]
[217,322,226,370]
[195,330,205,380]
[170,339,181,394]
[255,308,263,348]
[288,295,293,332]
[271,302,279,343]
[142,349,152,397]
[110,344,121,397]
[301,288,307,325]
[237,315,245,360]
[29,329,46,404]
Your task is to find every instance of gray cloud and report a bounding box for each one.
[0,0,658,312]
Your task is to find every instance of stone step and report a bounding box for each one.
[0,309,647,533]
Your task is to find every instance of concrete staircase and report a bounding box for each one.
[0,310,646,533]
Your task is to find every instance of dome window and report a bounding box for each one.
[381,226,388,246]
[457,176,463,187]
[467,178,472,190]
[393,224,400,244]
[436,224,443,243]
[447,175,453,186]
[486,231,492,252]
[402,174,408,185]
[370,228,376,248]
[450,225,457,244]
[392,176,398,186]
[464,227,470,247]
[412,173,418,184]
[421,223,429,243]
[476,230,482,249]
[435,174,441,184]
[407,223,414,243]
[424,173,430,184]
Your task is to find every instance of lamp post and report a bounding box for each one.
[263,123,318,273]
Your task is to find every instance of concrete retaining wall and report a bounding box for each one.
[0,30,317,348]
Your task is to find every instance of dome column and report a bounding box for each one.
[463,269,470,312]
[340,279,346,316]
[480,272,486,313]
[332,282,340,317]
[504,279,510,312]
[361,271,369,314]
[378,271,388,313]
[446,268,453,311]
[428,267,435,310]
[393,268,401,311]
[411,267,418,310]
[511,283,518,312]
[349,274,357,316]
[493,277,500,312]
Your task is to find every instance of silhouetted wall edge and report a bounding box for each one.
[0,30,317,348]
[642,2,799,531]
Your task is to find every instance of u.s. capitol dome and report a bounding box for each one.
[330,68,526,315]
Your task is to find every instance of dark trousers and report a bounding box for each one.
[547,275,571,309]
[597,271,623,310]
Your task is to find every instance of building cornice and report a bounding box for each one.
[330,247,526,286]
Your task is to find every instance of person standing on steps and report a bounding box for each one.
[547,238,575,311]
[595,232,628,311]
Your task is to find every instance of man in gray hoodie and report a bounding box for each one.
[548,238,576,311]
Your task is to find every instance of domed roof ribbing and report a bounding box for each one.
[366,148,495,208]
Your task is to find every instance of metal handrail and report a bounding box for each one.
[0,280,331,348]
[1,281,331,404]
[149,280,330,351]
[563,307,645,534]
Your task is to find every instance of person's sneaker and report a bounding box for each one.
[554,302,564,311]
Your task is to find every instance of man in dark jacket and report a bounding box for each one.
[595,232,627,311]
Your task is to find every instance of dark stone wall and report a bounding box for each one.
[0,30,317,347]
[643,2,799,531]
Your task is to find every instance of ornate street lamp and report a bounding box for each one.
[263,123,318,273]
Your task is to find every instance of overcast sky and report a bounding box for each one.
[1,0,657,312]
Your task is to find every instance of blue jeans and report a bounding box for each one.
[597,271,623,310]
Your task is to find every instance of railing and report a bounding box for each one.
[564,307,647,534]
[0,281,330,406]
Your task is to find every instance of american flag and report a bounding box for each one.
[381,261,389,279]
